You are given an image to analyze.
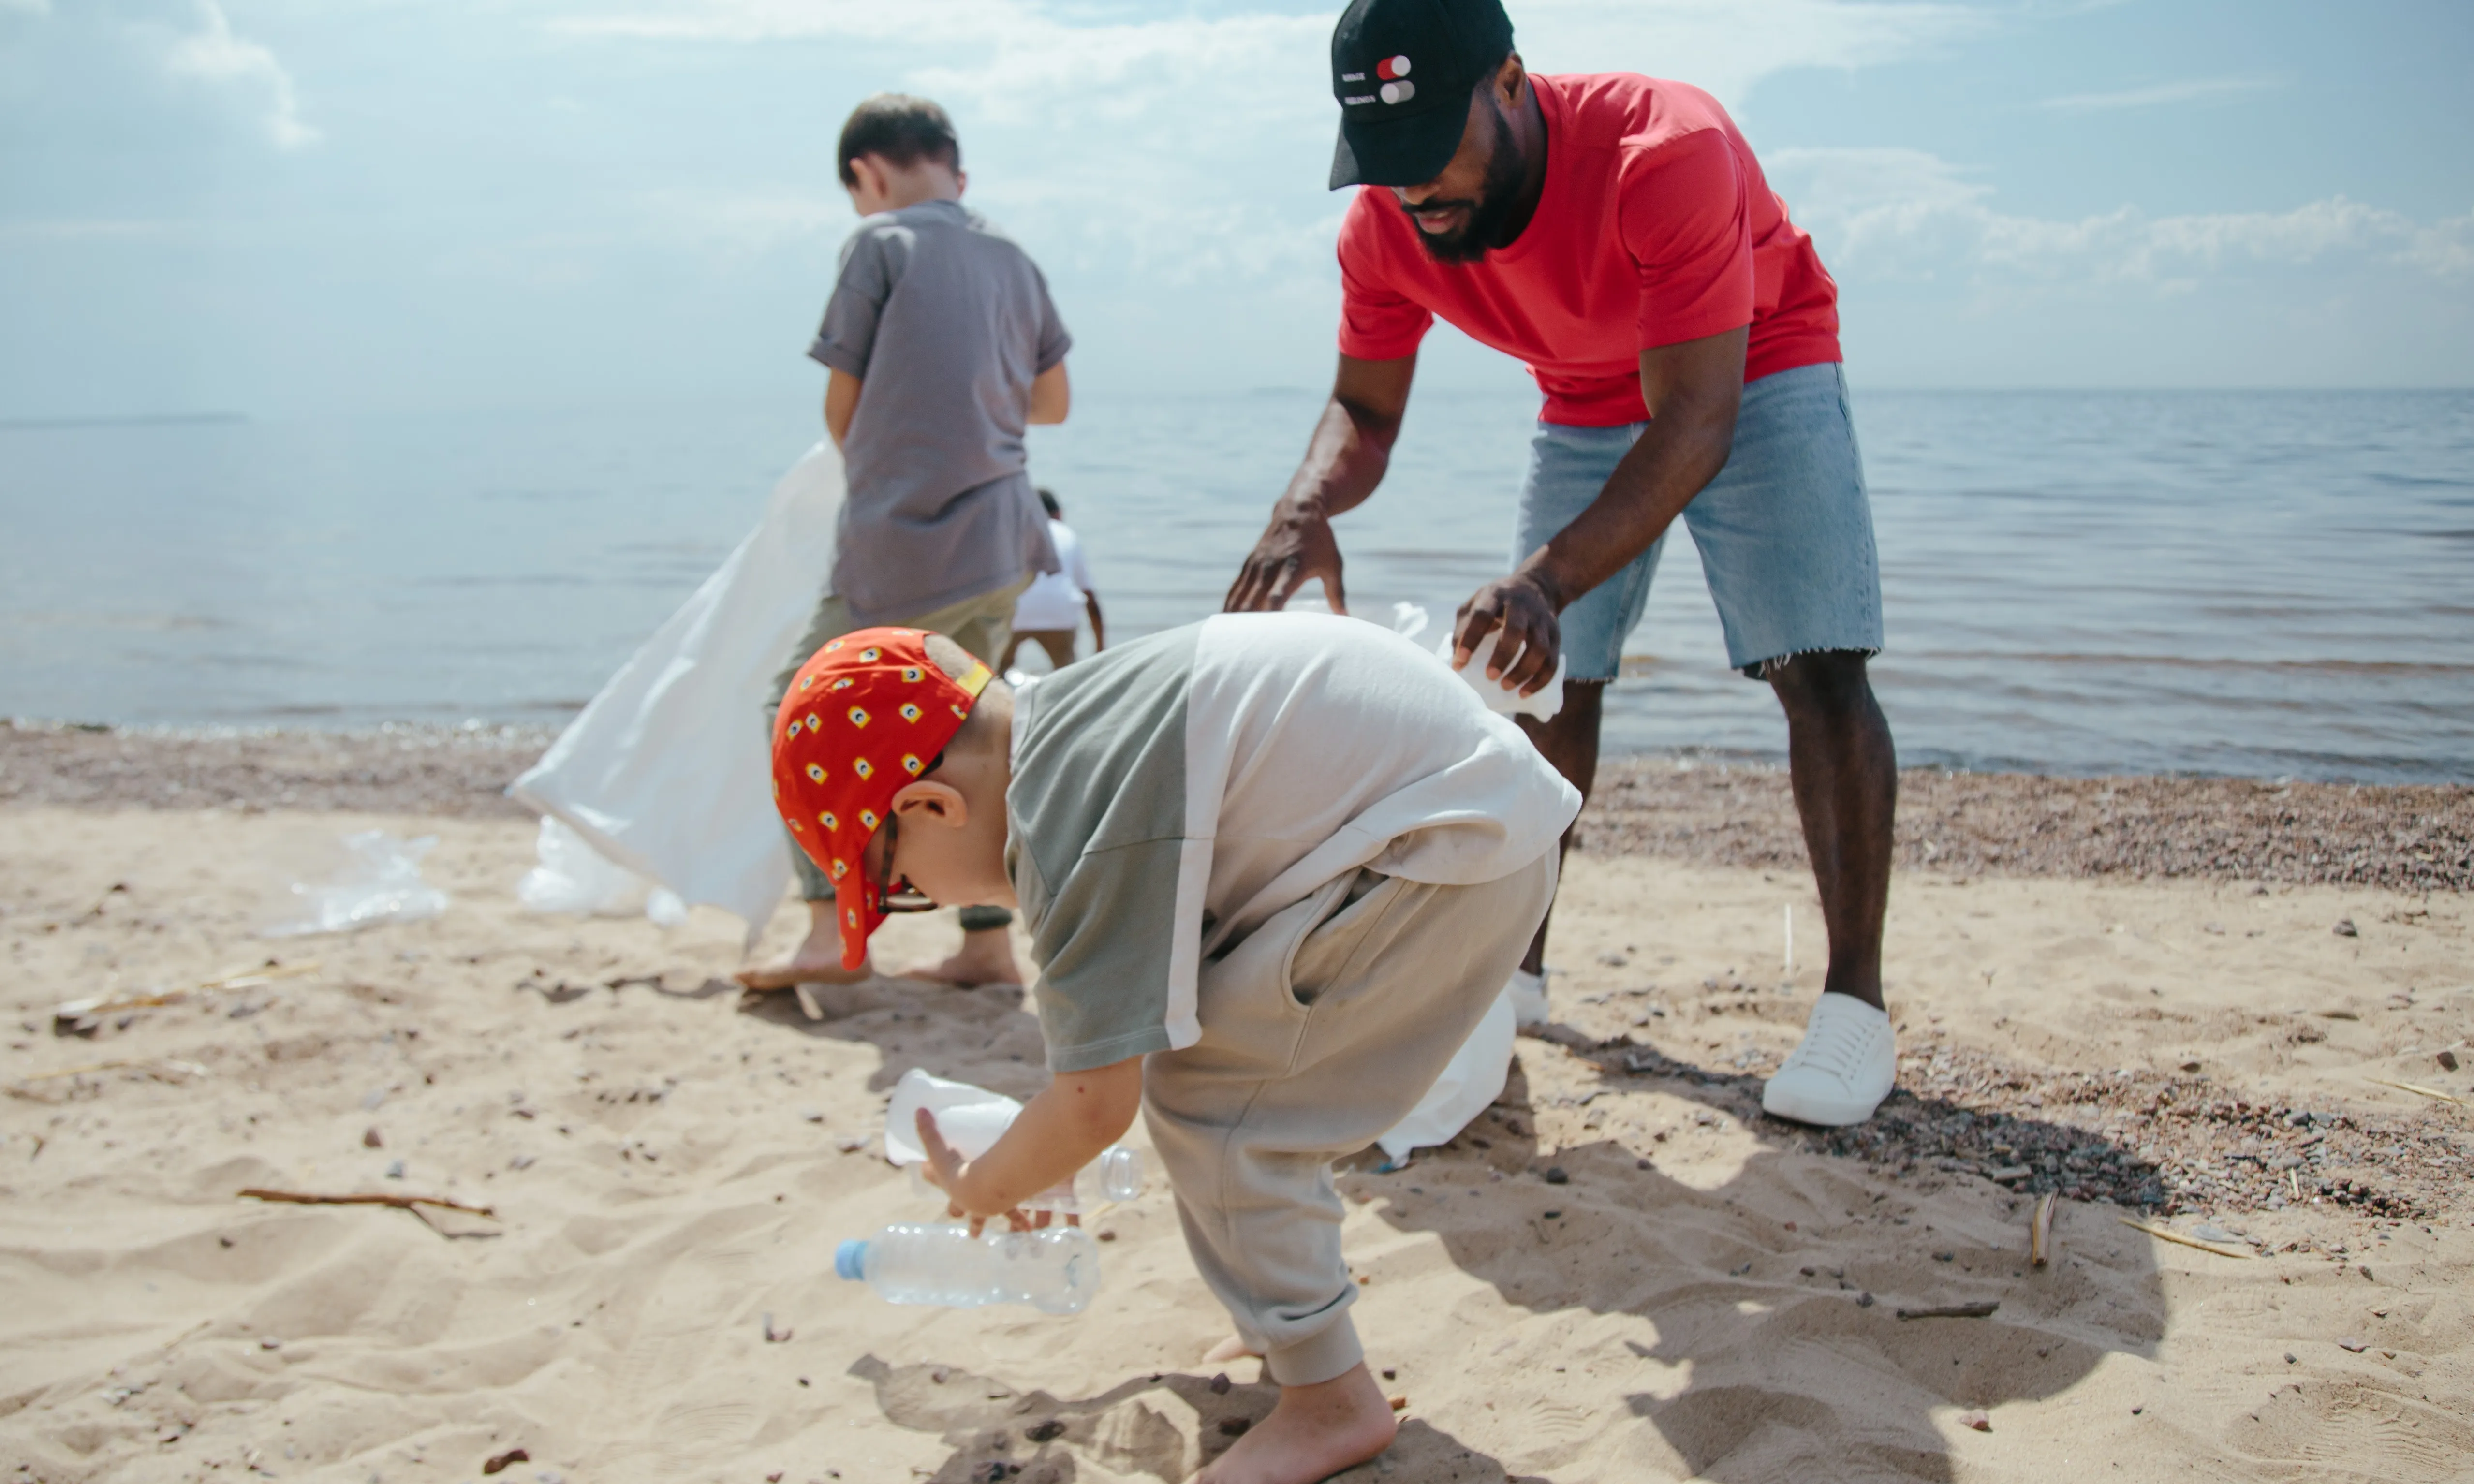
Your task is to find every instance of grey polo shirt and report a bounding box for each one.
[810,199,1071,624]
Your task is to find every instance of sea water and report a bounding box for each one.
[2,390,2467,782]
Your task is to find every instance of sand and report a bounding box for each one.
[3,801,2470,1484]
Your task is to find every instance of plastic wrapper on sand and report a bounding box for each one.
[263,830,449,937]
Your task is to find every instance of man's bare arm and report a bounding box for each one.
[825,368,863,449]
[1223,353,1417,615]
[1083,591,1106,651]
[1454,326,1747,692]
[1029,361,1071,426]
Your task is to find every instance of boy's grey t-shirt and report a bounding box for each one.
[810,199,1071,624]
[1005,613,1583,1073]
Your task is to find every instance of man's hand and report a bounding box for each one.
[1224,502,1349,615]
[1222,354,1414,617]
[1457,328,1747,682]
[1452,571,1564,696]
[915,1108,1036,1236]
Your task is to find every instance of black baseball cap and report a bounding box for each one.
[1327,0,1515,191]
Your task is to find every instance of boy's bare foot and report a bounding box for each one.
[1202,1335,1261,1365]
[736,904,874,989]
[1193,1363,1395,1484]
[905,926,1024,987]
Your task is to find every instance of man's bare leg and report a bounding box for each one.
[906,926,1025,987]
[1769,651,1895,1010]
[1193,1362,1396,1484]
[1512,680,1605,976]
[735,900,874,989]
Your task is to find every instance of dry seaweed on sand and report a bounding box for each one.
[238,1187,497,1219]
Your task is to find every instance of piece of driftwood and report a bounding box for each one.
[2118,1216,2251,1258]
[238,1188,497,1219]
[8,1058,208,1097]
[2029,1192,2058,1268]
[54,961,323,1031]
[2365,1076,2464,1107]
[1895,1301,2000,1321]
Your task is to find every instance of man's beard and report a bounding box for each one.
[1406,105,1527,265]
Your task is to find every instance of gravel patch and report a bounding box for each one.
[1581,759,2473,893]
[0,719,552,818]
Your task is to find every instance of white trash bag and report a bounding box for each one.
[264,830,450,937]
[516,817,688,926]
[1376,982,1519,1162]
[882,1068,1144,1214]
[510,440,846,944]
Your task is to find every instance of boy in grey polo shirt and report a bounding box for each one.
[739,92,1073,996]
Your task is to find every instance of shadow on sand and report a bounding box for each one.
[734,979,2165,1482]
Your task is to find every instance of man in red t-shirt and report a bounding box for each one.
[1228,0,1901,1139]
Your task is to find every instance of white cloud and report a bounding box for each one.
[560,0,1979,296]
[157,0,317,149]
[1769,147,2473,290]
[2037,75,2284,113]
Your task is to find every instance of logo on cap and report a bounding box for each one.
[1376,53,1413,103]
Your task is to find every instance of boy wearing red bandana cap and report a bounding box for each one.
[772,612,1576,1484]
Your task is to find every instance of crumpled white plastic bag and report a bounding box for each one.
[882,1067,1026,1166]
[1377,983,1518,1161]
[880,1068,1145,1213]
[508,440,845,944]
[263,830,450,937]
[1391,601,1564,722]
[516,817,687,926]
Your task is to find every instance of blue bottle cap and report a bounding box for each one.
[835,1238,868,1281]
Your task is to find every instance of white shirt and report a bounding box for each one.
[1007,612,1581,1070]
[1011,519,1094,631]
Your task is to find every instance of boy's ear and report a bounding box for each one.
[889,779,967,828]
[846,153,885,202]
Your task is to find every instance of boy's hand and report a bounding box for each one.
[915,1108,1037,1236]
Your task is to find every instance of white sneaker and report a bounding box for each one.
[1761,993,1896,1127]
[1506,967,1550,1029]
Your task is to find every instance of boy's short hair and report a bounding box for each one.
[836,94,961,188]
[1036,487,1061,520]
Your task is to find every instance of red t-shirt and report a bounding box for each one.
[1337,73,1841,426]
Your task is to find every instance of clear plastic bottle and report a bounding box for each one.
[835,1222,1102,1315]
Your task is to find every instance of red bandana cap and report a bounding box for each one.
[769,627,992,970]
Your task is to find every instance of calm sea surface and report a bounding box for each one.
[3,389,2468,782]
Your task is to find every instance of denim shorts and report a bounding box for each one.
[1514,360,1884,682]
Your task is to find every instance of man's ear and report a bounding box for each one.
[1496,53,1526,109]
[890,780,968,829]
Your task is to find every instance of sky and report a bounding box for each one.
[2,0,2470,419]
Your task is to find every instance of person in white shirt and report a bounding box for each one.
[1003,488,1106,671]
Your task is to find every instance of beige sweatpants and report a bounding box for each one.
[1142,852,1558,1387]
